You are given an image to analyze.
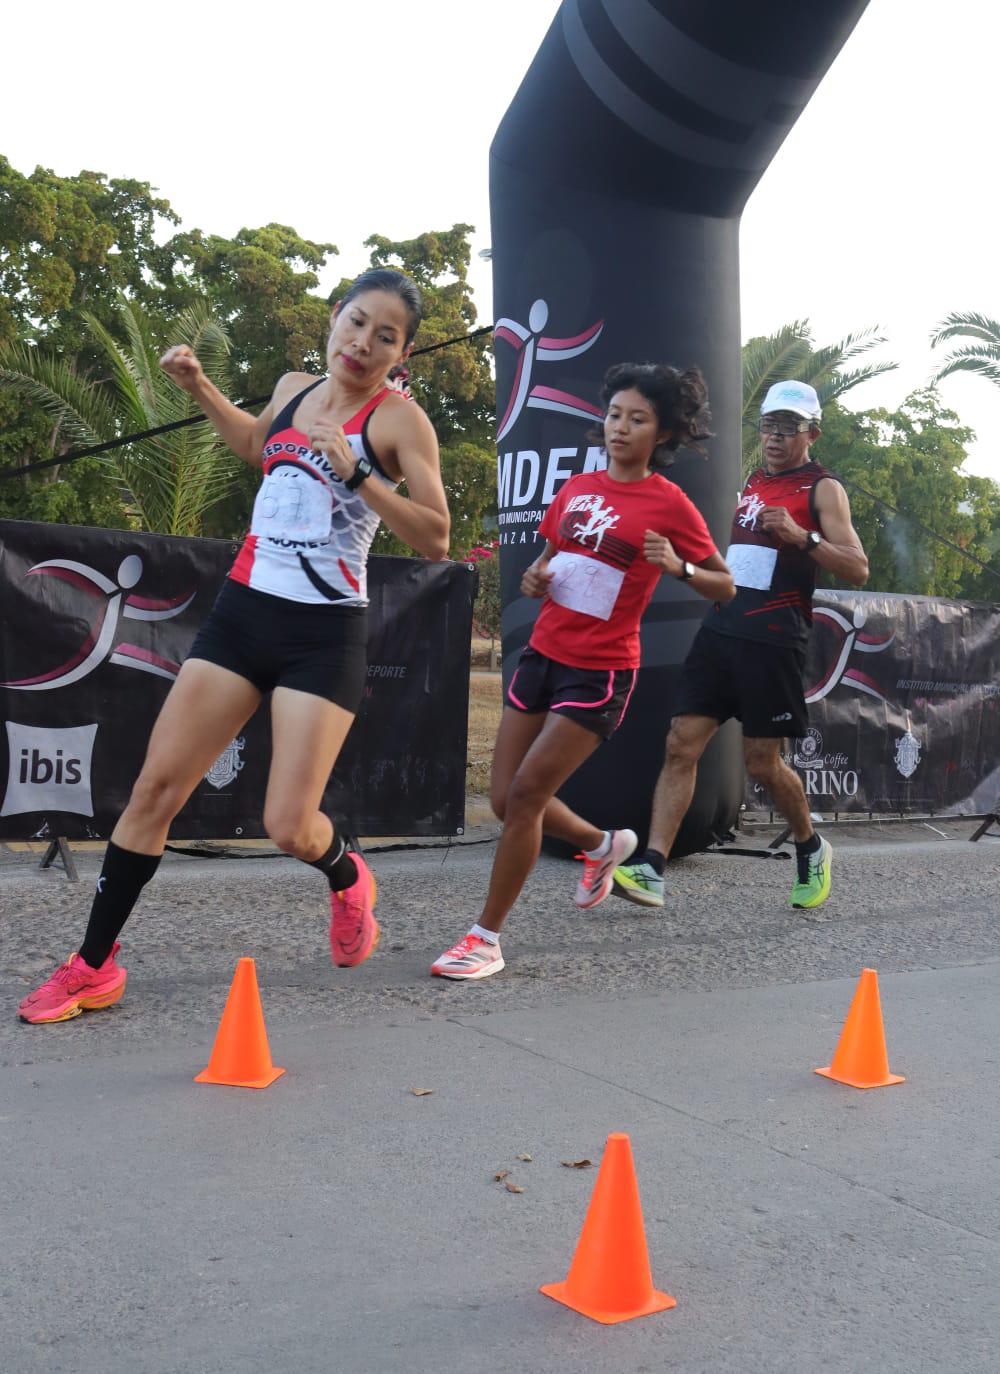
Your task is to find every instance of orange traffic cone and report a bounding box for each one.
[815,968,904,1089]
[195,957,285,1089]
[540,1132,676,1324]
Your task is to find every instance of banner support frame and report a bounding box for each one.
[39,837,79,882]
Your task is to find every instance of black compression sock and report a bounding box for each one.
[639,848,666,876]
[794,832,822,883]
[308,832,359,892]
[79,841,161,967]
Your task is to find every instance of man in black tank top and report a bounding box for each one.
[613,380,870,914]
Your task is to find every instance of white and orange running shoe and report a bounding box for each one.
[574,828,638,909]
[431,933,505,981]
[18,942,127,1024]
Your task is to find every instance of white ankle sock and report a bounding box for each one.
[469,923,500,946]
[584,831,611,860]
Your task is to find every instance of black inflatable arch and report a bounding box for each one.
[489,0,869,856]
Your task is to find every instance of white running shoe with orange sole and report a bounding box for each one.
[431,933,505,981]
[574,829,638,909]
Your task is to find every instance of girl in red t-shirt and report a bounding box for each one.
[432,362,735,980]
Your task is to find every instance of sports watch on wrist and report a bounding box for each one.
[677,560,695,581]
[804,530,822,552]
[344,455,373,491]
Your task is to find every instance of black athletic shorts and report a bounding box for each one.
[186,579,368,712]
[506,645,637,739]
[671,626,809,738]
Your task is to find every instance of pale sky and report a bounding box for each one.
[4,0,999,481]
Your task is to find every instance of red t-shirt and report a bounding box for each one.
[530,470,717,669]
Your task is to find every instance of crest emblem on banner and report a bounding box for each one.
[205,737,246,790]
[894,729,921,779]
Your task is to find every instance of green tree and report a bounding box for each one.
[741,321,897,479]
[0,294,241,536]
[930,311,1000,388]
[816,392,1000,598]
[0,158,178,352]
[166,223,337,396]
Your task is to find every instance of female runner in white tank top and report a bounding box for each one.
[18,270,450,1025]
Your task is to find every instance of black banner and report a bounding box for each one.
[746,590,1000,816]
[0,520,476,840]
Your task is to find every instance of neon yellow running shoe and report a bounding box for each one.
[612,860,665,908]
[791,837,833,909]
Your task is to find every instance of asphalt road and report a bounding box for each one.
[2,818,998,1372]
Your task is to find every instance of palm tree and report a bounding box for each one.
[742,321,897,478]
[0,295,241,536]
[930,312,1000,387]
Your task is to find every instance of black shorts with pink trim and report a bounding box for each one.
[506,646,637,739]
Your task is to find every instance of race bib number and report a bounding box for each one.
[725,542,777,591]
[547,551,624,621]
[250,468,333,543]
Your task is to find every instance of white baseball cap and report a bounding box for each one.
[760,380,822,421]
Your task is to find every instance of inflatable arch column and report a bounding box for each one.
[489,0,869,856]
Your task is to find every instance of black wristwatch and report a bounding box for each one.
[677,560,695,581]
[344,455,373,491]
[804,530,822,553]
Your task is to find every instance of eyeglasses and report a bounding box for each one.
[757,418,813,438]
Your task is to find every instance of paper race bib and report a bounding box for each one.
[250,467,333,543]
[547,551,624,621]
[725,542,777,591]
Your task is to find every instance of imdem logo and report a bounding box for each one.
[2,722,98,818]
[494,300,607,544]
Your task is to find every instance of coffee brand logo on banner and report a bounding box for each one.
[806,605,895,705]
[790,726,858,798]
[494,301,607,545]
[2,554,195,691]
[1,721,98,817]
[204,736,246,791]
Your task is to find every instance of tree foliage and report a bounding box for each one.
[0,155,497,553]
[812,393,1000,600]
[0,294,241,536]
[930,311,1000,388]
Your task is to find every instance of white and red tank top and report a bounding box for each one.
[229,378,397,606]
[707,460,837,649]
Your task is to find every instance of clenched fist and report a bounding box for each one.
[759,506,806,546]
[643,529,683,576]
[306,418,357,482]
[159,344,205,393]
[521,559,554,598]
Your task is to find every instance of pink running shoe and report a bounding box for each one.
[18,942,127,1024]
[574,829,638,909]
[431,933,505,981]
[329,852,380,967]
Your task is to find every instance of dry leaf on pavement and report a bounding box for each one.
[409,1087,434,1097]
[493,1169,511,1182]
[504,1181,525,1193]
[561,1158,594,1169]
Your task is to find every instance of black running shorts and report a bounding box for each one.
[506,645,637,739]
[671,626,809,738]
[186,579,368,712]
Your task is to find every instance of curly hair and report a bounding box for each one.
[595,362,713,470]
